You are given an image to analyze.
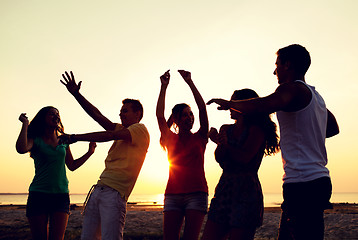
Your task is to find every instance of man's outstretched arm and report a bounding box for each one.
[60,129,132,144]
[207,82,300,115]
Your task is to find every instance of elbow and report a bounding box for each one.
[335,124,340,134]
[327,128,339,138]
[67,164,77,172]
[326,123,340,138]
[109,131,120,140]
[326,110,339,138]
[16,149,28,154]
[333,127,340,136]
[111,130,131,142]
[16,145,28,154]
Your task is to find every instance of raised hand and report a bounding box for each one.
[207,98,230,110]
[19,113,29,124]
[160,70,170,86]
[178,70,192,84]
[60,71,82,95]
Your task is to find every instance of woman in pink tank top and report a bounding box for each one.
[156,70,209,240]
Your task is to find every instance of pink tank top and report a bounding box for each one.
[164,132,208,194]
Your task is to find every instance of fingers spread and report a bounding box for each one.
[70,71,75,80]
[65,71,72,80]
[61,74,68,82]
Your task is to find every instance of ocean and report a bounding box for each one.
[0,192,357,207]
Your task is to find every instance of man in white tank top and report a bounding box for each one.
[207,44,339,239]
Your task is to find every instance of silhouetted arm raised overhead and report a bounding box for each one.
[60,71,116,131]
[156,70,171,140]
[178,70,209,137]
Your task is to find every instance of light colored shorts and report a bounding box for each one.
[164,191,208,213]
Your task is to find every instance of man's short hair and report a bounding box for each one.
[122,98,144,121]
[277,44,311,75]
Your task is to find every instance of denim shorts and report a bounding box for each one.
[164,192,208,213]
[26,191,70,217]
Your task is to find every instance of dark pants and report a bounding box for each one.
[277,177,332,240]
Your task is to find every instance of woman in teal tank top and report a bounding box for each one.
[16,106,96,240]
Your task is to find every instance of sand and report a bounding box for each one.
[0,203,357,239]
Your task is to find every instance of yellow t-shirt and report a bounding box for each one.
[97,123,150,201]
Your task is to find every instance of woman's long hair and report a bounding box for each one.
[232,89,280,156]
[159,103,190,149]
[27,106,64,139]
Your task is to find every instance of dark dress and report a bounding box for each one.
[207,125,265,228]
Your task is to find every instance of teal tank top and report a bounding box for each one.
[29,138,69,193]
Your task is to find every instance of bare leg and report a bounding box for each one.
[48,212,69,240]
[164,210,185,240]
[201,218,229,240]
[182,209,206,240]
[28,214,49,240]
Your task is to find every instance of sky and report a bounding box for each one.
[1,0,357,197]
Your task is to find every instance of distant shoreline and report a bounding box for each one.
[1,192,357,209]
[1,202,357,211]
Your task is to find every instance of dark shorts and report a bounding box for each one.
[281,176,332,214]
[278,176,332,240]
[26,191,70,217]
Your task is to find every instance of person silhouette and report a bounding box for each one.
[202,89,279,240]
[156,70,209,240]
[16,106,96,240]
[60,71,150,240]
[207,44,339,240]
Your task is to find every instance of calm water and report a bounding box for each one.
[0,192,357,207]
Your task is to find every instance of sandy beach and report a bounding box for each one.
[0,203,357,240]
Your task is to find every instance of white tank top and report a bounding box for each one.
[277,80,329,183]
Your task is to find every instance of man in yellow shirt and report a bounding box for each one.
[60,71,150,240]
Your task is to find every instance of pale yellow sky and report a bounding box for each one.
[1,0,357,196]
